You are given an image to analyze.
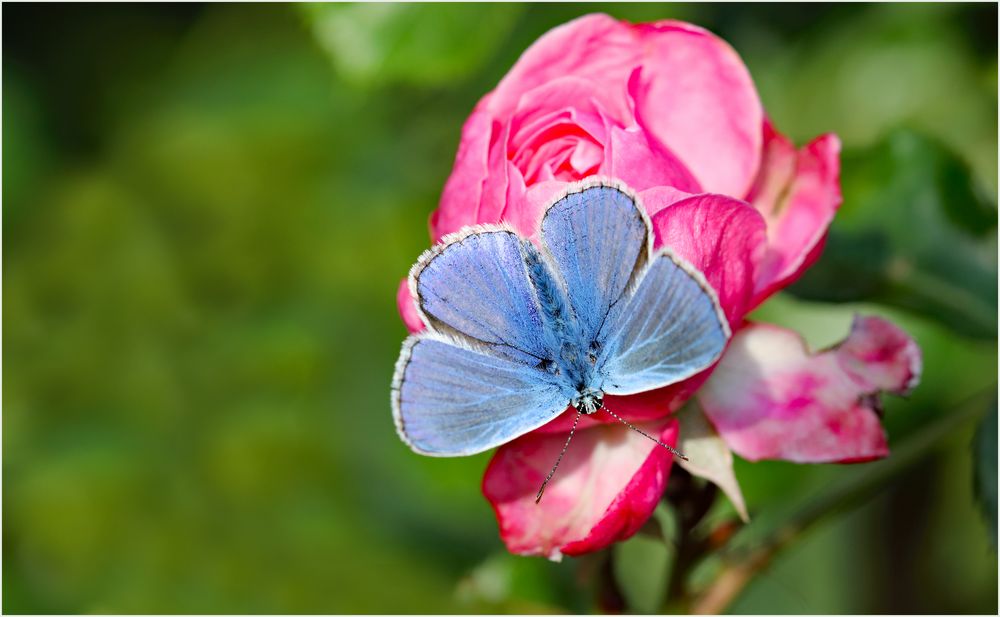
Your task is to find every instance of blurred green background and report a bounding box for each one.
[3,3,997,614]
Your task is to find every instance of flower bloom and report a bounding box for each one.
[397,14,921,560]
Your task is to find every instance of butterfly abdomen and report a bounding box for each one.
[520,241,603,391]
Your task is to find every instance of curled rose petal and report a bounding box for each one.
[483,418,678,560]
[630,21,763,196]
[697,317,921,463]
[747,122,842,304]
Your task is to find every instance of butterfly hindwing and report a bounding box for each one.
[599,250,730,395]
[392,336,573,456]
[539,184,651,346]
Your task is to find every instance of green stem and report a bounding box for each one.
[689,388,995,615]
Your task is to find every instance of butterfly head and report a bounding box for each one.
[571,388,604,415]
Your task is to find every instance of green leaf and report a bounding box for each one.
[300,3,523,88]
[612,504,676,614]
[973,399,998,549]
[788,129,997,338]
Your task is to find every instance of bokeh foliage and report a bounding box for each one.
[3,3,997,613]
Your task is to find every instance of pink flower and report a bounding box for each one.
[396,14,921,560]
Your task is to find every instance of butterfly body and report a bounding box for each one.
[392,180,730,458]
[571,388,604,415]
[522,240,616,414]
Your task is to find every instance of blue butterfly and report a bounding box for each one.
[392,180,730,500]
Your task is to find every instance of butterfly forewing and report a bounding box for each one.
[599,250,730,395]
[393,337,573,456]
[539,185,651,347]
[412,228,553,366]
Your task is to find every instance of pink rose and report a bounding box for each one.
[397,14,921,560]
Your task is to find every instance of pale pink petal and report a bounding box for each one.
[748,123,842,304]
[396,278,425,334]
[630,22,763,196]
[650,194,767,325]
[486,14,639,123]
[603,123,700,193]
[698,317,921,463]
[483,419,678,560]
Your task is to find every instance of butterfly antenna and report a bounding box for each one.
[602,405,688,461]
[536,409,583,504]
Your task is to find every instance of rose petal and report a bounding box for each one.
[512,120,602,184]
[477,119,513,230]
[433,110,494,240]
[486,14,639,123]
[499,177,568,237]
[483,418,678,560]
[630,22,763,196]
[638,185,697,219]
[650,193,767,325]
[396,277,425,334]
[508,76,611,146]
[570,139,603,176]
[675,402,749,522]
[698,317,921,463]
[836,315,922,396]
[745,121,797,218]
[603,123,700,193]
[748,123,842,304]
